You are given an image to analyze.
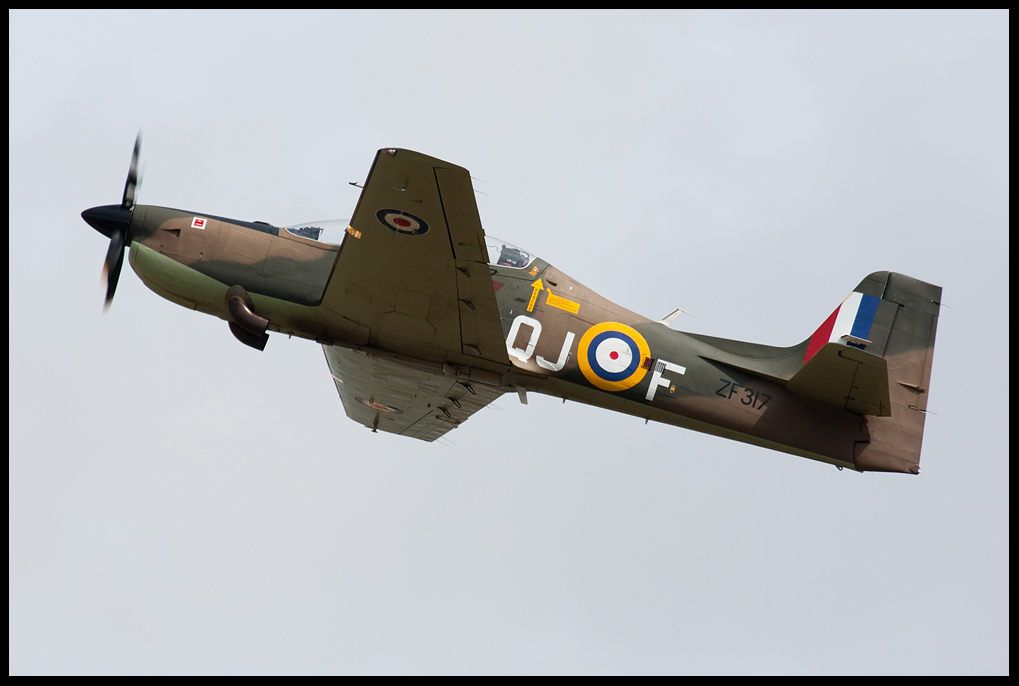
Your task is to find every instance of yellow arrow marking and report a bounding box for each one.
[527,279,544,312]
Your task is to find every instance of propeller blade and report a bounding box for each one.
[121,132,141,209]
[87,133,141,309]
[103,230,125,309]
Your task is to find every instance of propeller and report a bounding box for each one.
[82,132,141,309]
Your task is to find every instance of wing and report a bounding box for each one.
[324,345,504,441]
[321,148,509,366]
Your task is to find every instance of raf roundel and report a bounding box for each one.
[376,209,429,236]
[577,322,651,392]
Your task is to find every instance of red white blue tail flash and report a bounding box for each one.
[804,292,881,362]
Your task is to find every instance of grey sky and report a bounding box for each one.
[9,10,1009,674]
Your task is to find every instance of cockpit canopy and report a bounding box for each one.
[485,236,536,270]
[284,219,349,245]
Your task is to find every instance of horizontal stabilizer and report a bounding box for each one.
[786,342,891,416]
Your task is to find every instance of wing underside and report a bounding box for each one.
[324,345,504,441]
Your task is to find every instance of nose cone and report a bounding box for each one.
[82,204,132,239]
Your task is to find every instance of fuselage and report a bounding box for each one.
[116,204,863,470]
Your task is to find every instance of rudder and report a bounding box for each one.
[850,272,942,473]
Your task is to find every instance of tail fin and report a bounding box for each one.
[790,271,942,473]
[691,271,941,473]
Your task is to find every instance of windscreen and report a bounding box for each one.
[485,236,536,270]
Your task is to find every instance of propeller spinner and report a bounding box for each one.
[82,133,141,308]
